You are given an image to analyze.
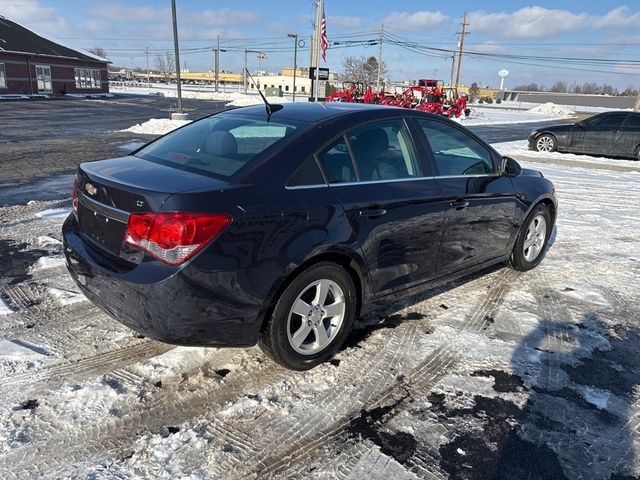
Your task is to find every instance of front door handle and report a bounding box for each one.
[359,207,387,218]
[449,199,470,210]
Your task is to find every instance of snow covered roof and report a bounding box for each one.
[0,16,109,64]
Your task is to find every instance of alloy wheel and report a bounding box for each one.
[523,214,547,262]
[286,279,346,355]
[536,136,555,152]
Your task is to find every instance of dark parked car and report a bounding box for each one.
[63,103,557,370]
[529,111,640,160]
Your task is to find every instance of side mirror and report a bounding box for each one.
[501,156,522,177]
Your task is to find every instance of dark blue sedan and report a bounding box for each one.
[63,103,557,370]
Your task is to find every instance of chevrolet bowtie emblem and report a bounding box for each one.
[85,183,97,196]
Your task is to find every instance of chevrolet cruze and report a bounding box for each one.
[63,103,556,370]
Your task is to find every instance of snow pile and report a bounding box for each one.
[122,118,192,135]
[528,102,575,116]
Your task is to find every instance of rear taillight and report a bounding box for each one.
[72,179,78,214]
[124,212,232,266]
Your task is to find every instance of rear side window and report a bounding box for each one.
[624,115,640,127]
[288,156,326,186]
[419,120,494,176]
[317,136,356,184]
[135,114,309,180]
[347,119,421,181]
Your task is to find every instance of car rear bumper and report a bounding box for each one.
[62,214,263,347]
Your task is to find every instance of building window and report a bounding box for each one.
[285,85,289,91]
[0,63,6,88]
[74,68,102,89]
[301,86,306,93]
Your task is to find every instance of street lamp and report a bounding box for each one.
[287,33,298,102]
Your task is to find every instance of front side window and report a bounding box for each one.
[347,119,421,181]
[583,114,626,128]
[0,63,6,89]
[136,114,309,180]
[419,120,494,176]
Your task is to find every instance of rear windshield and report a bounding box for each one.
[135,113,310,180]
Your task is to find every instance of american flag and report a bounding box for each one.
[320,2,328,62]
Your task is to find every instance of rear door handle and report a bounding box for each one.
[359,207,387,218]
[449,200,470,210]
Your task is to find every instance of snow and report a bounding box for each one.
[31,257,65,272]
[48,288,86,306]
[121,118,191,135]
[459,106,573,126]
[491,140,640,169]
[582,387,610,410]
[37,236,62,248]
[481,100,633,114]
[0,299,13,316]
[528,102,575,116]
[35,208,70,219]
[0,340,47,360]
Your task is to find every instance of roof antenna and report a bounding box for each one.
[244,68,283,121]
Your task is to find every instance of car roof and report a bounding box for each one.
[222,102,410,123]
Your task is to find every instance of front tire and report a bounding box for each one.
[259,262,357,370]
[535,134,557,152]
[508,204,552,271]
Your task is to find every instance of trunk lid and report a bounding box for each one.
[76,156,230,263]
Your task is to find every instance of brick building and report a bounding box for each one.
[0,16,109,95]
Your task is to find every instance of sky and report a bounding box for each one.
[3,0,640,90]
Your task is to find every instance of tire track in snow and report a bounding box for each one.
[246,269,516,478]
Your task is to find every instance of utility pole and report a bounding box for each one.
[454,12,469,95]
[313,0,322,102]
[214,35,220,92]
[376,24,383,91]
[170,0,185,117]
[309,34,314,73]
[145,46,150,88]
[243,48,248,94]
[449,53,455,88]
[288,33,298,102]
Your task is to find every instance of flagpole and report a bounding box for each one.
[314,0,322,102]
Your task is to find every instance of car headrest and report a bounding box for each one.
[354,128,389,157]
[205,130,238,156]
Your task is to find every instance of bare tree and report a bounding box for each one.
[549,81,568,93]
[88,47,107,59]
[341,56,388,86]
[155,53,176,79]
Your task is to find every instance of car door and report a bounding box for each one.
[621,113,640,158]
[317,118,448,296]
[416,118,518,275]
[570,113,626,155]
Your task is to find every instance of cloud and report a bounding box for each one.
[1,0,71,34]
[330,16,366,30]
[469,7,588,38]
[592,6,640,29]
[469,6,640,39]
[90,3,260,26]
[383,11,449,31]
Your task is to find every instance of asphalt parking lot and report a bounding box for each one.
[0,95,227,188]
[0,96,639,479]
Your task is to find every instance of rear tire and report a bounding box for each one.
[508,204,552,272]
[535,134,557,152]
[259,262,356,370]
[633,146,640,161]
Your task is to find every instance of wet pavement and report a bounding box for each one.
[0,95,227,195]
